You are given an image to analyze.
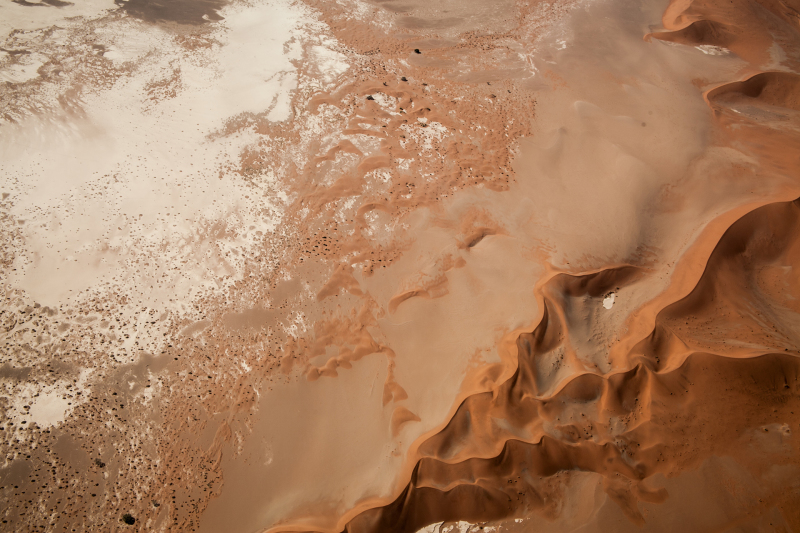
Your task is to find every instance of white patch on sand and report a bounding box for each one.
[2,369,92,432]
[0,53,45,84]
[603,292,616,309]
[399,121,449,152]
[414,521,494,533]
[0,0,116,41]
[370,92,399,110]
[311,45,349,83]
[27,391,71,428]
[0,0,322,316]
[217,1,304,121]
[696,45,729,55]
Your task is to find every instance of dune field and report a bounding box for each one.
[1,0,800,531]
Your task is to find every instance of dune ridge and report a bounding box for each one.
[342,197,800,532]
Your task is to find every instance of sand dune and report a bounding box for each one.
[344,198,800,532]
[1,0,800,530]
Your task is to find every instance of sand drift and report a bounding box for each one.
[1,0,799,531]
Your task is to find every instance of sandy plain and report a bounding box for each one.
[1,0,800,531]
